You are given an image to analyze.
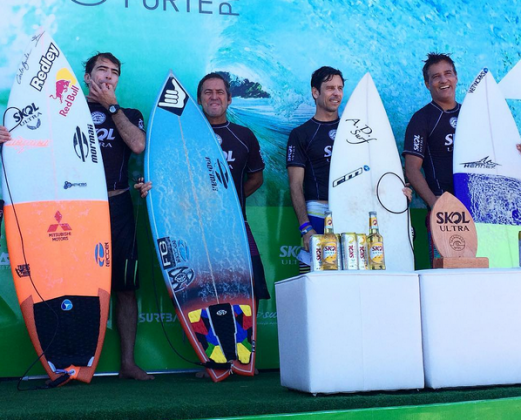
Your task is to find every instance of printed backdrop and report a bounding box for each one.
[0,0,520,376]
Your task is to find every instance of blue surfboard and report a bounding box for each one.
[144,71,256,381]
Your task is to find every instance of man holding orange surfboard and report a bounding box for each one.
[84,52,154,381]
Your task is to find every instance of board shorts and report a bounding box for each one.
[109,190,140,292]
[299,201,328,274]
[245,222,270,301]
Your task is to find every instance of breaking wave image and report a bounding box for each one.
[456,173,521,225]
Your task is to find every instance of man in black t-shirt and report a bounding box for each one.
[403,53,460,263]
[403,53,460,208]
[197,73,270,304]
[286,66,345,258]
[84,53,153,380]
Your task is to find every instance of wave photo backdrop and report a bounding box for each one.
[1,0,520,376]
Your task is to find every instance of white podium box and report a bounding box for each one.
[419,268,521,389]
[275,271,424,394]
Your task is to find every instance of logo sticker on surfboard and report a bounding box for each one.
[460,156,501,169]
[332,165,370,187]
[158,76,189,116]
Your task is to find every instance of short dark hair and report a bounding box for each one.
[197,72,231,101]
[311,66,344,92]
[422,53,457,82]
[84,52,121,76]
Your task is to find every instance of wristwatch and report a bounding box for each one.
[108,104,120,115]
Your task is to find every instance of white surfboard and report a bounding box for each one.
[454,68,521,268]
[498,59,521,100]
[329,73,414,271]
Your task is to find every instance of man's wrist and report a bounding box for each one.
[108,104,121,115]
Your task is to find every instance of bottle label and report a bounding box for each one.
[322,241,337,265]
[369,242,384,263]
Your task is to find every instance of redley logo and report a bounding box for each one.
[48,211,72,241]
[49,68,80,118]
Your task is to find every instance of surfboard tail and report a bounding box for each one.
[185,302,256,382]
[19,288,110,385]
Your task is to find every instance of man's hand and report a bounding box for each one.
[86,80,117,109]
[134,178,152,198]
[302,228,316,251]
[0,126,12,143]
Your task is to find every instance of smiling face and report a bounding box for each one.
[84,57,120,91]
[425,60,458,110]
[198,78,231,125]
[313,75,344,121]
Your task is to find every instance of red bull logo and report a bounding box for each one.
[49,68,79,118]
[49,79,71,103]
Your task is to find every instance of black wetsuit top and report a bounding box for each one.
[402,101,460,196]
[286,117,339,201]
[212,121,265,219]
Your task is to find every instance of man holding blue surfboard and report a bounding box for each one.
[84,53,154,381]
[403,53,460,264]
[137,73,270,308]
[286,66,345,272]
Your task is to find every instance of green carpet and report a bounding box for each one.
[2,370,521,420]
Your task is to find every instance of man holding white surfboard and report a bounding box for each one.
[286,66,345,272]
[403,53,460,263]
[84,53,154,381]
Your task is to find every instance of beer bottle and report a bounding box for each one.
[322,211,339,270]
[367,211,386,270]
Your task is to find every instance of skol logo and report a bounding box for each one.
[436,211,471,232]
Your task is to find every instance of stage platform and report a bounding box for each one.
[2,370,521,419]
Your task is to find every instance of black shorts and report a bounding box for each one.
[245,222,270,301]
[109,191,139,292]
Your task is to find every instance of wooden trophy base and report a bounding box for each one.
[433,257,489,269]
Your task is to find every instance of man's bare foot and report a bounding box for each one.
[119,364,155,380]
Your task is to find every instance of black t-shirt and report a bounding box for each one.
[402,101,460,196]
[88,102,145,191]
[212,122,264,218]
[286,117,339,201]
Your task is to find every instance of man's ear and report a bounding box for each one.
[84,73,91,85]
[312,87,319,100]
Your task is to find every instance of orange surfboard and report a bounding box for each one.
[2,30,111,386]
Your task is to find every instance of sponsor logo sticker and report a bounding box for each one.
[461,156,500,169]
[16,264,31,277]
[48,211,72,241]
[332,165,370,187]
[158,76,188,116]
[94,242,111,267]
[61,299,73,311]
[30,42,60,91]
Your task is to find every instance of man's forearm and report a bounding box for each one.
[112,111,145,154]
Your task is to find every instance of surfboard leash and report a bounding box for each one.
[3,109,66,391]
[376,171,416,265]
[134,177,232,372]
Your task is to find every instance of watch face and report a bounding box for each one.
[109,105,116,113]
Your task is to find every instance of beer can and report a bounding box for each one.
[341,233,358,270]
[356,233,368,270]
[310,234,324,272]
